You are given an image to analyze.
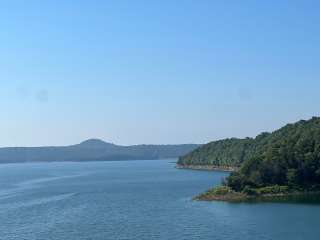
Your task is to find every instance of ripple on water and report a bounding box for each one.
[0,173,89,201]
[0,193,76,212]
[0,160,320,240]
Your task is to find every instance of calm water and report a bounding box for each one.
[0,160,319,240]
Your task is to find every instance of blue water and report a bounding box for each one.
[0,160,319,240]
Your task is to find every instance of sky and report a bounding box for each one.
[0,0,319,147]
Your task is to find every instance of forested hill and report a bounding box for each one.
[178,117,320,171]
[0,139,199,163]
[177,137,256,168]
[226,117,320,192]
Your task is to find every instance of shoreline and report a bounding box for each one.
[175,164,238,172]
[0,158,177,166]
[195,189,320,202]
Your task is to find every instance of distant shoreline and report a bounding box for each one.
[175,164,238,172]
[0,158,176,165]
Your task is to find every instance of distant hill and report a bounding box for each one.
[0,139,200,163]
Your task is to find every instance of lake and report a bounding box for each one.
[0,159,319,240]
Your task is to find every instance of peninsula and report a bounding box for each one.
[178,117,320,201]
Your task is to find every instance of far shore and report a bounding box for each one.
[175,164,238,172]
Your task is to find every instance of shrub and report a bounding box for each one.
[256,185,289,195]
[242,186,258,195]
[208,186,232,195]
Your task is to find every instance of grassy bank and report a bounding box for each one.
[195,185,320,202]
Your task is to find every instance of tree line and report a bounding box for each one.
[179,117,320,192]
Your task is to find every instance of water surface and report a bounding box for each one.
[0,160,319,240]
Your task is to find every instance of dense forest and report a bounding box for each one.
[227,117,320,193]
[177,137,256,168]
[180,117,320,196]
[178,132,271,168]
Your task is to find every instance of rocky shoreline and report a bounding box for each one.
[175,164,238,172]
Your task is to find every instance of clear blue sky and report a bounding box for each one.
[1,0,319,146]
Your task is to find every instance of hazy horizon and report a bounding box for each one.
[1,1,319,147]
[0,116,317,148]
[0,138,200,148]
